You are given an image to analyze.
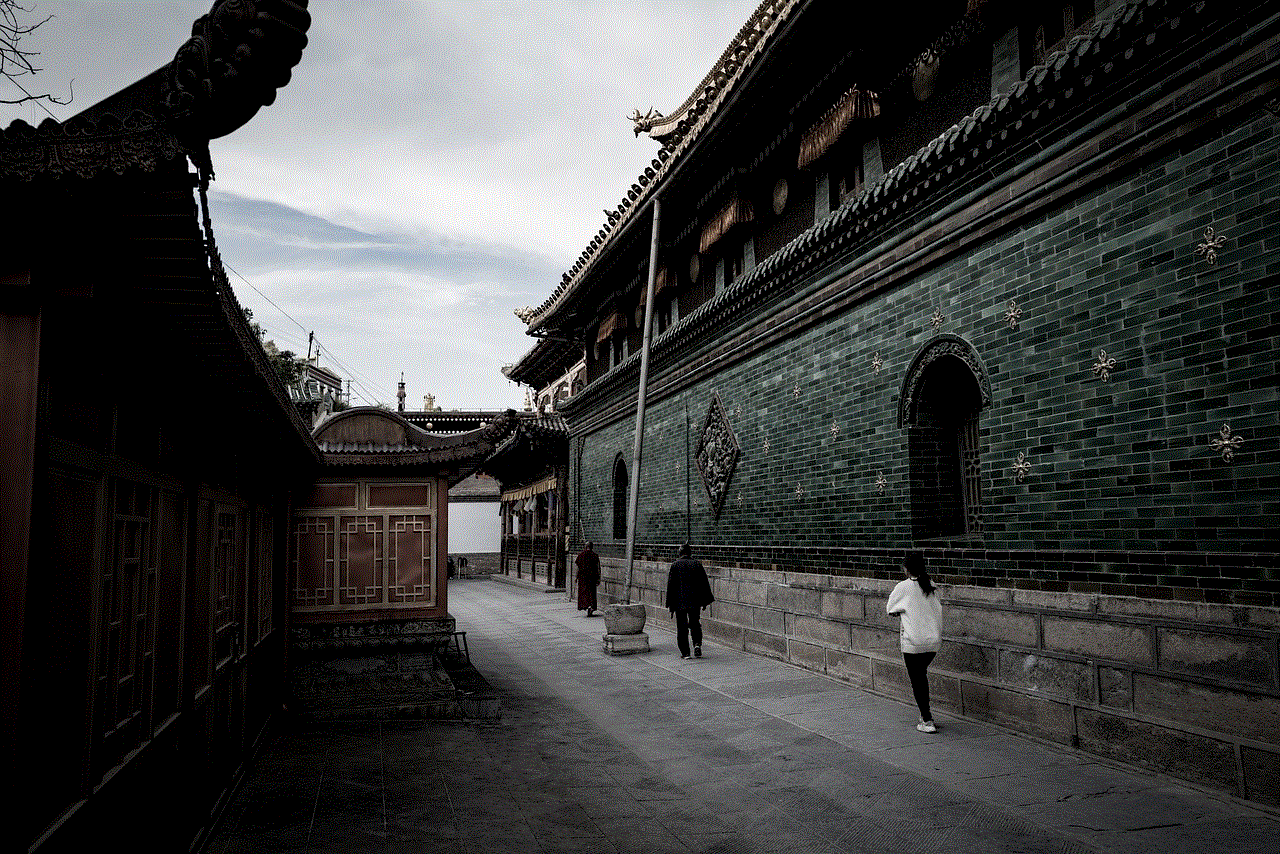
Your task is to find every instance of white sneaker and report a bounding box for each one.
[916,721,937,733]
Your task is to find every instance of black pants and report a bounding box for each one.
[674,609,702,657]
[903,651,936,721]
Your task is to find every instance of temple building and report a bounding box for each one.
[290,407,514,719]
[507,0,1280,805]
[1,2,316,847]
[0,2,514,848]
[501,333,586,591]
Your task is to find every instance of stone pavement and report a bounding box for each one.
[207,578,1280,854]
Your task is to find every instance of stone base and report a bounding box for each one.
[603,632,650,655]
[288,616,500,720]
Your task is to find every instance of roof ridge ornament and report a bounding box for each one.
[628,107,664,137]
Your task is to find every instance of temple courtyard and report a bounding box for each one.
[208,579,1280,854]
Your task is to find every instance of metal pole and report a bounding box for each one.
[622,196,660,604]
[684,398,691,544]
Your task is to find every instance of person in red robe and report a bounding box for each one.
[575,542,601,616]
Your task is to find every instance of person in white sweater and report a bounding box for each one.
[886,552,943,733]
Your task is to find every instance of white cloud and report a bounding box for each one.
[6,0,759,408]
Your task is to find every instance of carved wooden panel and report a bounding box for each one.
[338,515,384,606]
[388,515,434,605]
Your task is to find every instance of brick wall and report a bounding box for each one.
[574,109,1279,604]
[570,94,1279,803]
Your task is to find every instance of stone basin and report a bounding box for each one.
[602,603,647,635]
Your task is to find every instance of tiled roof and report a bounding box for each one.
[316,408,517,467]
[522,0,802,334]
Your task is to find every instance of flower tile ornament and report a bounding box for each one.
[1194,226,1227,265]
[1209,423,1243,462]
[1004,299,1022,330]
[1012,451,1031,483]
[1092,349,1117,383]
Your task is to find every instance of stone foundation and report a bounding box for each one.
[289,617,496,720]
[599,558,1280,808]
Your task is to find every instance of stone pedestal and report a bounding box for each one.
[602,632,650,655]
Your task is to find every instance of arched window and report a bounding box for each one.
[612,455,629,540]
[899,336,991,539]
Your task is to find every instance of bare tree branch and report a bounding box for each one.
[1,0,72,112]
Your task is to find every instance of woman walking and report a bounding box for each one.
[886,552,943,733]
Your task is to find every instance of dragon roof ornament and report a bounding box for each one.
[524,0,800,334]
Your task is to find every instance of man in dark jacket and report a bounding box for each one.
[665,544,714,659]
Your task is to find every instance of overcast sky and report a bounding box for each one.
[2,1,756,408]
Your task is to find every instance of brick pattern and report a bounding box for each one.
[573,109,1280,603]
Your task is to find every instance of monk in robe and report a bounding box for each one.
[575,542,601,617]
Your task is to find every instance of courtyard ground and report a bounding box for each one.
[207,577,1280,853]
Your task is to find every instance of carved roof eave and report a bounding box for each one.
[317,409,517,470]
[482,415,568,484]
[522,0,1029,338]
[2,0,312,183]
[522,0,803,336]
[0,109,184,183]
[557,0,1222,417]
[503,335,582,389]
[638,0,800,143]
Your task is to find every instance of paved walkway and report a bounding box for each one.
[208,578,1280,854]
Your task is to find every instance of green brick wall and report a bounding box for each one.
[570,109,1279,604]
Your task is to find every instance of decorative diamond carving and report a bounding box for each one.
[930,308,946,331]
[1012,451,1031,482]
[1091,349,1117,383]
[694,392,740,519]
[1194,226,1227,265]
[792,382,801,399]
[1004,299,1022,330]
[794,483,805,500]
[1209,423,1244,462]
[762,436,771,453]
[830,422,840,438]
[871,351,884,375]
[875,472,887,494]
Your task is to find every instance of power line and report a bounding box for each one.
[223,260,309,337]
[313,341,392,404]
[223,261,389,405]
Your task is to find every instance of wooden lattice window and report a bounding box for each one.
[291,480,439,613]
[95,481,156,774]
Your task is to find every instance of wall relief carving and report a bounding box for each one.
[694,392,740,519]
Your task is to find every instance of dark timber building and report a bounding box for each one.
[508,0,1280,805]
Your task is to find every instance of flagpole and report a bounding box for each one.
[622,195,660,604]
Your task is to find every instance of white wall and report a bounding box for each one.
[448,501,500,553]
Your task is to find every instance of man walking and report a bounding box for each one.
[575,541,601,617]
[665,544,714,659]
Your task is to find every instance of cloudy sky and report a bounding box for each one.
[2,1,756,408]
